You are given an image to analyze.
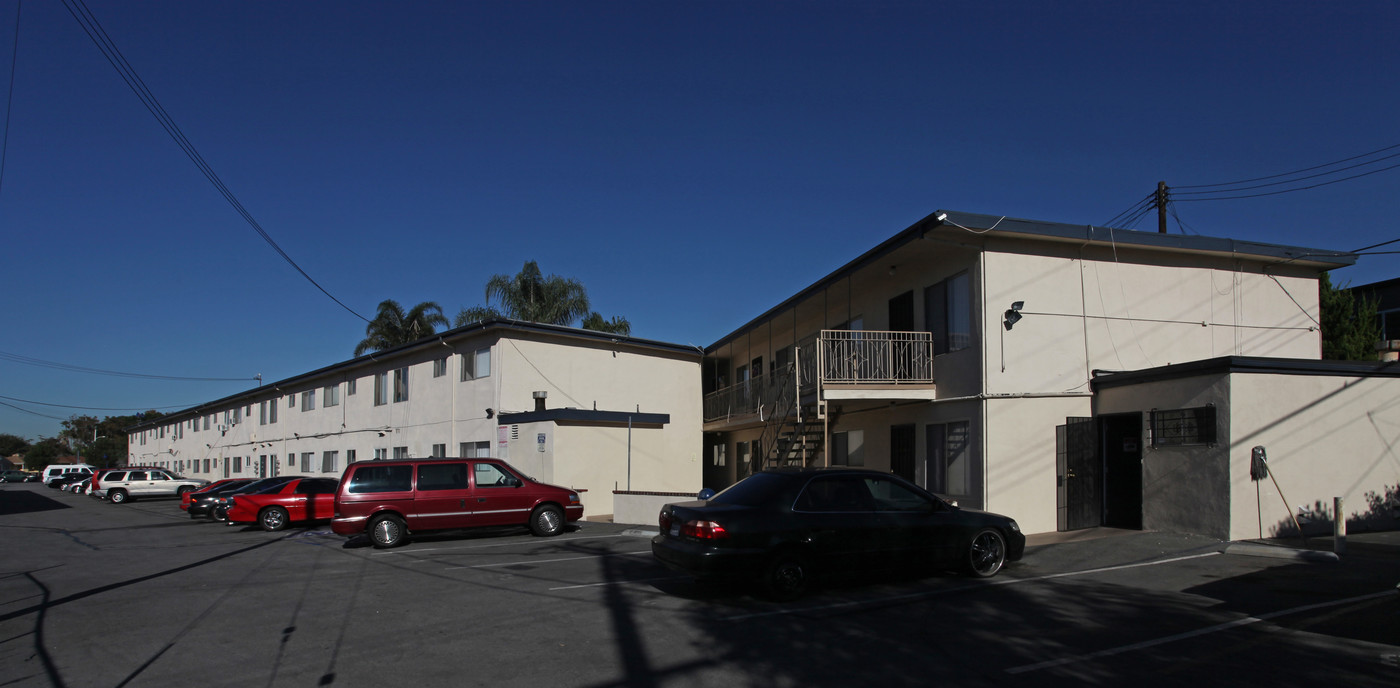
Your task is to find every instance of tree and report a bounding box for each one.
[454,260,631,335]
[581,312,631,336]
[0,433,30,458]
[355,300,450,356]
[24,437,64,470]
[1320,272,1382,361]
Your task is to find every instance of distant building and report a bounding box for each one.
[1347,276,1400,351]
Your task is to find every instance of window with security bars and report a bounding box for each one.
[1151,406,1217,447]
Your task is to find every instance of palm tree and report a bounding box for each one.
[581,312,631,336]
[355,300,450,356]
[454,261,591,327]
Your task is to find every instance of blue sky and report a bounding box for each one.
[2,0,1397,441]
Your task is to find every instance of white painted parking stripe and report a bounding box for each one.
[446,550,652,570]
[549,576,689,591]
[371,534,625,555]
[1005,587,1399,674]
[722,551,1223,621]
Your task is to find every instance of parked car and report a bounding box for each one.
[182,478,253,517]
[1,470,38,483]
[42,464,94,486]
[651,468,1025,601]
[91,468,208,503]
[64,477,92,494]
[226,477,339,531]
[209,477,298,521]
[331,457,584,548]
[47,474,87,491]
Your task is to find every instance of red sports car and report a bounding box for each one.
[225,477,340,531]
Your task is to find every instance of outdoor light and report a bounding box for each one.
[1003,301,1024,330]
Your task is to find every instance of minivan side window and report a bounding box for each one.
[347,465,413,494]
[417,463,468,491]
[473,463,517,489]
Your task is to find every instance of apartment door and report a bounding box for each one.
[259,455,268,478]
[1101,413,1143,530]
[890,424,916,482]
[889,291,914,331]
[1056,417,1099,531]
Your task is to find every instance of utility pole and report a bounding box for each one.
[1155,181,1169,233]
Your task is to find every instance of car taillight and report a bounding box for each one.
[681,520,728,540]
[658,510,671,532]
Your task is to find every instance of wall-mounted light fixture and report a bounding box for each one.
[1003,301,1024,330]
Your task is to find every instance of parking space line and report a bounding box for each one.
[722,551,1223,621]
[371,534,625,555]
[549,576,688,591]
[445,550,653,570]
[1005,588,1399,674]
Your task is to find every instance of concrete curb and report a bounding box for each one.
[1224,542,1341,563]
[620,528,660,539]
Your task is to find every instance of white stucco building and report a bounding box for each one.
[127,320,702,518]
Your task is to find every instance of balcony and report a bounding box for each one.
[703,330,936,424]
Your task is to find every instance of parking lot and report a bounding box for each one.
[2,482,1397,687]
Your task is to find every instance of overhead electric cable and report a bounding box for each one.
[1101,193,1155,228]
[1176,142,1400,190]
[0,0,21,200]
[0,349,257,381]
[0,394,193,411]
[1175,151,1400,196]
[0,399,67,421]
[1352,237,1400,252]
[61,0,369,323]
[1173,162,1400,202]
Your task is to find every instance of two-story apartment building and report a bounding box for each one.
[700,210,1395,538]
[127,320,702,518]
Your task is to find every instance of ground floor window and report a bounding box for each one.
[927,421,970,496]
[461,441,490,458]
[831,430,865,466]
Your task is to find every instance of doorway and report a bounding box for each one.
[1100,413,1143,530]
[1056,417,1099,531]
[890,424,915,482]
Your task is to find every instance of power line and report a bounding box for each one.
[1352,237,1400,252]
[0,349,257,382]
[1173,161,1400,202]
[1175,142,1400,190]
[1175,151,1400,197]
[0,394,191,412]
[0,399,68,421]
[0,0,21,201]
[61,0,369,323]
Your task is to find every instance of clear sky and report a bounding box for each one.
[2,0,1397,442]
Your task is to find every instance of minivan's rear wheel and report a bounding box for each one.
[966,528,1007,578]
[369,515,407,548]
[259,506,289,532]
[109,489,128,504]
[529,505,565,537]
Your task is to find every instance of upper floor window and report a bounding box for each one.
[433,357,448,378]
[374,372,388,406]
[926,271,971,354]
[301,391,316,412]
[461,348,491,380]
[323,384,340,408]
[393,368,409,403]
[347,378,357,396]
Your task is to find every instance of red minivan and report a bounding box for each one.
[331,457,584,548]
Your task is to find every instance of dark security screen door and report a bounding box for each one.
[1056,417,1099,531]
[890,424,916,482]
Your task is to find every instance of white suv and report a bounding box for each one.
[92,468,208,503]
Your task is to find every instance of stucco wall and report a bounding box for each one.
[983,395,1092,535]
[1095,375,1233,539]
[1229,373,1400,541]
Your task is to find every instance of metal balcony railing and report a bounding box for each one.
[819,329,934,385]
[703,330,935,422]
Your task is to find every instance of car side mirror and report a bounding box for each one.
[506,477,522,488]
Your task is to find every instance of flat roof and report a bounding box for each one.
[1091,356,1400,390]
[707,209,1358,352]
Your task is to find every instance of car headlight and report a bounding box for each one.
[1008,520,1020,533]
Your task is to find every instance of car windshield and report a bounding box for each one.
[708,473,795,507]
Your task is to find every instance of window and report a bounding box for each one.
[203,458,211,473]
[321,451,338,473]
[461,348,491,380]
[736,441,751,466]
[927,421,971,496]
[204,415,210,431]
[269,399,277,424]
[347,464,413,494]
[347,378,357,396]
[460,441,490,458]
[374,372,388,406]
[393,368,408,403]
[393,446,409,460]
[233,407,242,425]
[712,443,726,466]
[374,448,388,461]
[431,443,447,457]
[288,394,295,409]
[259,401,268,425]
[417,462,468,490]
[926,271,972,354]
[301,391,315,412]
[233,457,242,473]
[301,452,314,472]
[323,384,339,408]
[474,462,517,488]
[1151,406,1217,447]
[433,357,448,378]
[346,449,356,464]
[831,430,865,466]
